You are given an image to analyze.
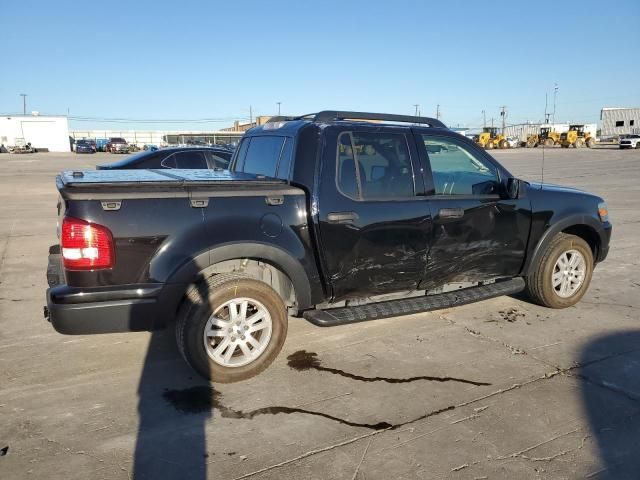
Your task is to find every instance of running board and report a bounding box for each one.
[303,278,525,327]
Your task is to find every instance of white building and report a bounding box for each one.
[70,130,244,148]
[600,107,640,137]
[0,114,71,152]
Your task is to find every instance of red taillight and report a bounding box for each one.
[61,217,114,270]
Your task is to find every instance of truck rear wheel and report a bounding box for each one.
[176,273,288,383]
[525,233,593,308]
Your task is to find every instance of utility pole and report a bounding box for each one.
[20,93,27,115]
[552,83,558,125]
[500,106,507,134]
[436,104,441,120]
[482,110,486,128]
[276,102,281,116]
[413,104,420,117]
[491,117,494,128]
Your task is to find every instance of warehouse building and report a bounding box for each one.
[600,107,640,137]
[71,130,244,148]
[0,114,71,152]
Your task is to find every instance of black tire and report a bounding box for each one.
[544,138,555,147]
[635,142,640,149]
[499,139,509,149]
[525,233,594,308]
[574,138,585,148]
[485,141,494,150]
[586,138,596,148]
[176,273,288,383]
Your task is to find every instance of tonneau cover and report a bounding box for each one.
[55,169,305,201]
[58,169,286,188]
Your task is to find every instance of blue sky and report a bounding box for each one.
[2,0,639,130]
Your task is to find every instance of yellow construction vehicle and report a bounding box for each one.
[475,127,509,149]
[560,124,596,148]
[526,127,561,148]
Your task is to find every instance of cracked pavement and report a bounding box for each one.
[1,146,639,479]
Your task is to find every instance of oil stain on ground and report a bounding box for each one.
[163,350,489,430]
[287,350,491,386]
[163,385,456,431]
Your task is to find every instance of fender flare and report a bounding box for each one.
[165,242,314,310]
[523,214,605,276]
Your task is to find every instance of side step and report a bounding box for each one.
[303,278,525,327]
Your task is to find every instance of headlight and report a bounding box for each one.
[598,202,609,223]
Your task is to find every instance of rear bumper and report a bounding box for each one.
[45,250,184,334]
[46,284,173,334]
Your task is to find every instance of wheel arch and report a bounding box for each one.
[524,215,605,277]
[162,242,313,321]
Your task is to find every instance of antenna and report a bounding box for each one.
[541,94,548,189]
[541,135,545,187]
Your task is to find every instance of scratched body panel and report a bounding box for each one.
[424,196,532,288]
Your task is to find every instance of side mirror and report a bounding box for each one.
[506,177,526,199]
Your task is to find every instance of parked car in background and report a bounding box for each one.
[96,146,233,170]
[106,137,129,154]
[619,134,640,149]
[96,138,109,152]
[75,139,96,154]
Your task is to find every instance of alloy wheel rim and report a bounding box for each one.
[203,297,273,367]
[552,249,586,298]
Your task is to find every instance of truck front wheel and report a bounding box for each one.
[176,273,288,382]
[525,233,594,308]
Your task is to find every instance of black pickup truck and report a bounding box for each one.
[46,111,612,382]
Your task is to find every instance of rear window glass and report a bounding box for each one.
[236,136,287,178]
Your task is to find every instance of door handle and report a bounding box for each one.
[438,208,464,219]
[327,211,359,223]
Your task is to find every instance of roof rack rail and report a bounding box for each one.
[265,115,298,123]
[311,110,447,128]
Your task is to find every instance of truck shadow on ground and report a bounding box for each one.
[579,330,640,479]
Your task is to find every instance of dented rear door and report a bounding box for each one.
[316,125,433,301]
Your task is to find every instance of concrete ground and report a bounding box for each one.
[1,146,639,480]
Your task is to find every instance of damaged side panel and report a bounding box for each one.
[423,197,531,289]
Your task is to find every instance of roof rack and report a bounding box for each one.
[310,110,447,128]
[265,115,299,123]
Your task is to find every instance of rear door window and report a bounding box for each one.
[337,131,415,200]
